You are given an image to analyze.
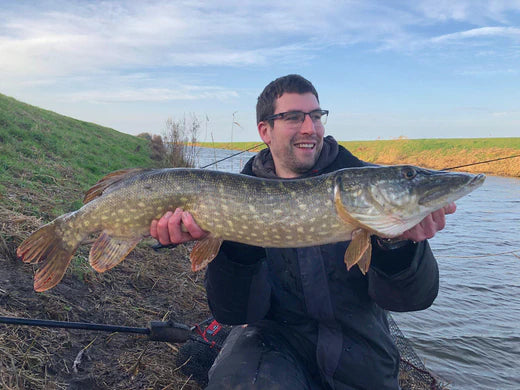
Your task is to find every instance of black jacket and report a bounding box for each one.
[205,144,439,389]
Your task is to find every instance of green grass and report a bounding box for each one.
[0,93,159,218]
[199,138,520,154]
[340,137,520,154]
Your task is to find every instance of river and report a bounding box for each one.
[193,147,520,390]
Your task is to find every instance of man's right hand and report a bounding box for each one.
[150,208,209,245]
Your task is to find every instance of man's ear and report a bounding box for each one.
[258,121,271,145]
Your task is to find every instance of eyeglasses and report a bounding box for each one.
[264,109,329,127]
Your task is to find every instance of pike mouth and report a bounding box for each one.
[470,173,486,186]
[419,173,486,205]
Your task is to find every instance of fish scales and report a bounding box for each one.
[93,168,349,247]
[17,166,485,291]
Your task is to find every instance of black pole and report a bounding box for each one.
[0,316,193,343]
[0,316,149,334]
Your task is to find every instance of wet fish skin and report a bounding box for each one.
[17,166,485,292]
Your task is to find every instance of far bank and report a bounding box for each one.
[196,138,520,177]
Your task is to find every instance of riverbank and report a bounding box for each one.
[197,138,520,177]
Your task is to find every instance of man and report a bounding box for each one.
[151,75,455,389]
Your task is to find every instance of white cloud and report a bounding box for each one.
[413,0,520,23]
[62,86,239,103]
[2,0,519,79]
[431,27,520,43]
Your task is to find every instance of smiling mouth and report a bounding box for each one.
[294,143,315,149]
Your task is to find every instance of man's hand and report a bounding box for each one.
[398,202,456,242]
[150,208,209,245]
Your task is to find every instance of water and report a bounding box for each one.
[193,146,256,172]
[195,147,520,389]
[393,175,520,389]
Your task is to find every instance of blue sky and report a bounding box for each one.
[1,0,519,142]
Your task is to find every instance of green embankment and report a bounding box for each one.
[199,138,520,177]
[0,93,158,219]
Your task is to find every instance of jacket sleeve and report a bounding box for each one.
[204,241,271,325]
[367,239,439,312]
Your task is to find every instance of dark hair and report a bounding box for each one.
[256,74,319,124]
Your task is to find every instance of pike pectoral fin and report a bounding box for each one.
[344,228,372,274]
[190,235,224,272]
[356,239,372,275]
[89,232,141,272]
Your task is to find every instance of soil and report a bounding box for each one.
[1,208,208,389]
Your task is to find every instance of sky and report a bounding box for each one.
[1,0,519,142]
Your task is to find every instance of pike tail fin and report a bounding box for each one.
[17,221,81,292]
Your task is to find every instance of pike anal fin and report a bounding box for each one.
[89,232,141,272]
[344,228,372,274]
[190,235,224,272]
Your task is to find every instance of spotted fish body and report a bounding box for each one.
[17,166,485,292]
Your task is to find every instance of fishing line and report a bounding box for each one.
[199,143,264,169]
[441,153,520,171]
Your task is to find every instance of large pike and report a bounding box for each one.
[18,166,485,292]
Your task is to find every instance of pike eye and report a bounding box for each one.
[403,167,417,180]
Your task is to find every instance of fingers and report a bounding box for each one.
[180,211,208,240]
[157,210,177,245]
[443,202,457,215]
[150,208,208,245]
[399,202,457,242]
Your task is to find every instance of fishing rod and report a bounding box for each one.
[0,315,221,347]
[199,143,264,169]
[441,153,520,171]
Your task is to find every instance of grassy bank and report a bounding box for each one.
[198,138,520,177]
[0,93,156,219]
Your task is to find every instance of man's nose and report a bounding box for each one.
[299,114,316,134]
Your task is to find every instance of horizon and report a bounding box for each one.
[1,1,519,142]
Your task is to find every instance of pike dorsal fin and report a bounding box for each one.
[190,235,224,272]
[83,168,149,204]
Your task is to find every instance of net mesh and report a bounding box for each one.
[176,314,448,389]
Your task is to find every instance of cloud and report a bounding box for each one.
[413,0,520,23]
[0,1,341,77]
[2,1,519,78]
[431,27,520,43]
[62,85,239,103]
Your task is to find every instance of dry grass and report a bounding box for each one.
[0,205,207,389]
[371,147,520,176]
[341,139,520,177]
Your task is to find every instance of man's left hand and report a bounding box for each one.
[398,202,456,242]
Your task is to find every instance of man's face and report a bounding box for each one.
[258,92,325,178]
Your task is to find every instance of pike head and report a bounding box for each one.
[334,165,486,238]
